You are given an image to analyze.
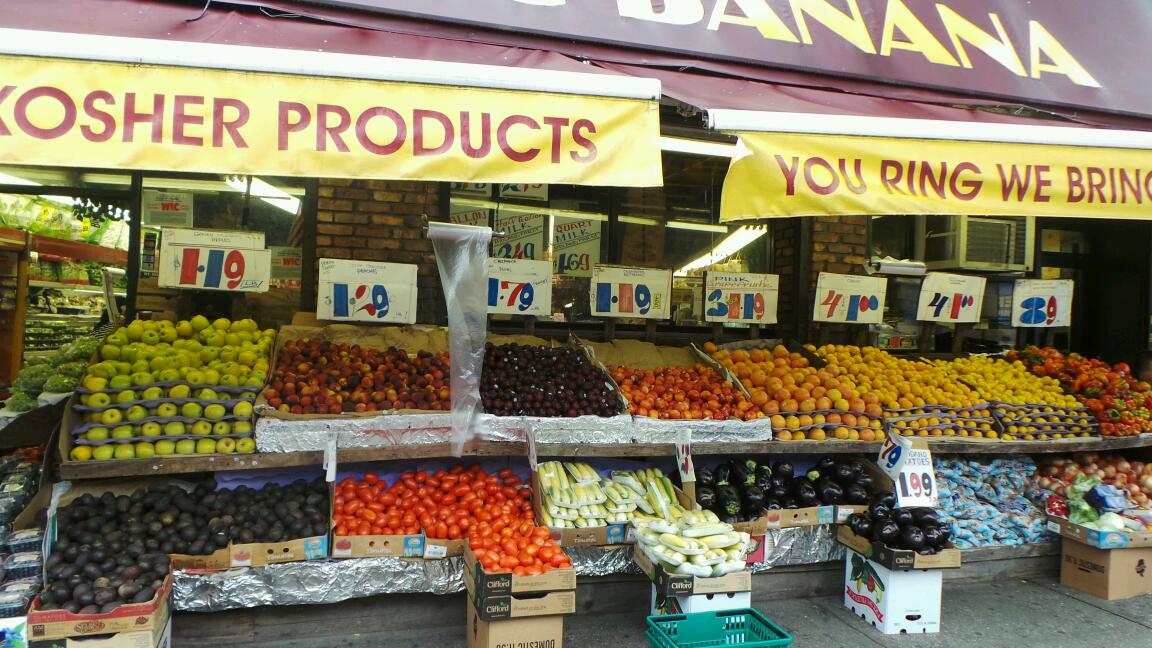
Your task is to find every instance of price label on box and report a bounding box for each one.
[878,430,937,508]
[916,273,986,323]
[813,273,886,324]
[1012,279,1074,327]
[705,272,779,324]
[590,265,671,319]
[487,258,552,316]
[158,229,271,292]
[317,258,418,324]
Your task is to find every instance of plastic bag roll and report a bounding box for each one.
[428,222,492,456]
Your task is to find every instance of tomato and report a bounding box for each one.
[364,472,380,485]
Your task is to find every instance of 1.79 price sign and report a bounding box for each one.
[487,258,551,317]
[158,228,270,293]
[812,273,886,324]
[916,273,986,323]
[1012,279,1074,327]
[704,272,779,325]
[590,265,671,319]
[317,258,418,324]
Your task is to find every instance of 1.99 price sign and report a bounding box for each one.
[158,229,270,293]
[590,265,671,319]
[813,273,886,324]
[1012,279,1074,327]
[916,273,986,324]
[317,258,418,324]
[487,258,551,317]
[705,272,779,325]
[877,431,938,508]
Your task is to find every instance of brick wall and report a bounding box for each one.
[313,179,445,323]
[771,218,799,340]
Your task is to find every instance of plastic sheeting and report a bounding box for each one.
[255,414,455,452]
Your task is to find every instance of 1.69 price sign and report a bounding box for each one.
[487,258,551,317]
[158,228,270,293]
[704,272,779,325]
[813,273,886,324]
[590,265,671,319]
[916,273,986,323]
[1012,279,1074,327]
[317,258,418,324]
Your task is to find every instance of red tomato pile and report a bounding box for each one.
[469,520,571,576]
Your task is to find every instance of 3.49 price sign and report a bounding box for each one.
[317,258,418,324]
[590,265,671,319]
[813,273,886,324]
[704,272,779,325]
[916,273,986,323]
[1013,279,1074,327]
[158,228,270,293]
[487,258,551,317]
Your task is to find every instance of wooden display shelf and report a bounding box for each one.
[56,435,1152,480]
[30,234,128,266]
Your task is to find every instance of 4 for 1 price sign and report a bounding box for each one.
[916,273,986,323]
[1012,279,1074,327]
[487,258,551,317]
[590,265,671,319]
[813,273,886,324]
[158,228,271,293]
[317,258,418,324]
[704,272,779,325]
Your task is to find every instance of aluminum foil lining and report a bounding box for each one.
[256,414,455,453]
[475,413,637,445]
[631,418,773,444]
[750,524,844,572]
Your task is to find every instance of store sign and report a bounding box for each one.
[813,273,886,324]
[487,258,552,316]
[723,132,1152,221]
[270,246,303,280]
[0,55,662,187]
[878,431,938,508]
[553,216,601,278]
[590,264,672,319]
[141,190,193,228]
[704,272,780,325]
[450,183,490,197]
[916,273,986,323]
[450,209,489,227]
[498,183,549,201]
[1012,279,1074,327]
[158,228,270,292]
[331,0,1146,117]
[317,258,418,324]
[492,212,546,260]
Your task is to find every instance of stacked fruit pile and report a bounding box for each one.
[1035,453,1152,508]
[264,339,450,415]
[481,344,620,417]
[69,317,272,461]
[634,509,751,578]
[609,364,758,421]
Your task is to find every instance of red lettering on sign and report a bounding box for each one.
[81,91,116,143]
[14,86,76,140]
[278,101,311,151]
[542,116,570,164]
[0,85,16,136]
[122,93,165,143]
[459,111,492,159]
[212,98,250,148]
[497,114,540,162]
[316,104,352,153]
[775,155,800,195]
[355,107,406,155]
[413,109,454,156]
[571,118,597,163]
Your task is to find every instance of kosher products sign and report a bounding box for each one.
[0,55,661,186]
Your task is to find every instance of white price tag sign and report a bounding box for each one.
[141,190,193,227]
[158,243,271,292]
[590,265,672,319]
[877,431,937,507]
[493,212,546,260]
[317,258,418,324]
[916,273,986,323]
[675,429,694,484]
[553,216,601,278]
[1012,279,1074,327]
[487,258,552,316]
[705,272,779,324]
[813,273,886,324]
[449,209,488,227]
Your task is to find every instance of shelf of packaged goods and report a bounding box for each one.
[55,435,1152,480]
[0,227,27,252]
[29,235,128,266]
[29,280,125,296]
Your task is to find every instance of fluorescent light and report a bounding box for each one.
[450,198,609,222]
[666,221,728,233]
[619,215,661,225]
[224,176,301,214]
[675,226,767,276]
[660,136,739,158]
[0,172,74,207]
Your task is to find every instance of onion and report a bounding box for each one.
[1118,460,1133,473]
[1038,477,1053,490]
[1105,466,1118,478]
[1085,463,1099,473]
[1115,474,1129,486]
[1141,476,1152,491]
[1138,493,1151,507]
[1044,466,1060,477]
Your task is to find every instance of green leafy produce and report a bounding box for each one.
[12,364,54,392]
[43,374,79,393]
[24,356,52,367]
[5,392,37,412]
[59,338,99,363]
[54,362,87,379]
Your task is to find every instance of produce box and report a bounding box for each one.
[30,614,171,648]
[836,526,961,570]
[648,586,752,616]
[1046,515,1152,549]
[465,597,564,648]
[462,544,576,597]
[330,533,424,559]
[530,468,630,547]
[28,575,171,641]
[463,566,576,621]
[1060,538,1152,600]
[844,549,942,635]
[633,543,751,597]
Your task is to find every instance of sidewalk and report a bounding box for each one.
[174,575,1152,647]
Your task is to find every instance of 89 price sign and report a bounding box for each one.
[916,273,986,323]
[487,258,551,317]
[317,258,418,324]
[590,265,671,319]
[705,272,779,325]
[813,273,886,324]
[1013,279,1073,327]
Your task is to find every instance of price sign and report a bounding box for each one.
[498,183,549,201]
[317,258,418,324]
[675,429,694,484]
[877,431,937,508]
[1012,279,1073,327]
[449,209,488,227]
[553,216,601,278]
[158,228,270,292]
[704,272,780,324]
[141,190,193,227]
[590,265,672,319]
[487,258,552,316]
[813,273,886,324]
[916,273,986,323]
[492,212,546,260]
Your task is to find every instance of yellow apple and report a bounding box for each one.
[155,440,176,455]
[175,439,197,454]
[92,445,116,460]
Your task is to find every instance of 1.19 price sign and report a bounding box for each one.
[487,258,551,317]
[158,228,270,293]
[590,265,671,319]
[813,273,886,324]
[1012,279,1074,327]
[916,273,986,323]
[317,258,418,324]
[705,272,779,325]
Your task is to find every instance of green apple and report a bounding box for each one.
[196,388,218,401]
[201,370,221,385]
[85,427,110,442]
[140,421,162,437]
[212,421,231,436]
[125,320,145,340]
[204,404,227,420]
[83,375,108,391]
[106,332,129,347]
[135,442,156,459]
[219,349,238,363]
[125,405,148,422]
[172,339,187,350]
[159,327,178,343]
[219,374,240,387]
[93,445,116,461]
[175,439,197,455]
[141,330,160,345]
[232,421,253,435]
[190,314,210,332]
[216,438,237,454]
[114,362,132,376]
[120,347,139,363]
[195,438,217,454]
[110,375,134,390]
[180,402,203,419]
[168,384,191,399]
[155,440,176,455]
[130,360,151,375]
[164,421,186,436]
[113,444,136,460]
[186,370,205,385]
[141,386,164,400]
[239,392,258,401]
[99,344,121,361]
[237,350,258,367]
[131,372,154,387]
[232,401,254,417]
[176,320,195,338]
[159,369,181,383]
[100,408,124,426]
[111,425,135,440]
[191,421,213,436]
[198,348,219,364]
[156,402,179,418]
[212,317,231,331]
[115,390,138,405]
[235,438,256,454]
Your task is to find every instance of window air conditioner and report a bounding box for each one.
[917,215,1034,272]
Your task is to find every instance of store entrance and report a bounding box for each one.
[1037,218,1152,364]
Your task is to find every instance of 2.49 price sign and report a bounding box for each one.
[487,258,551,317]
[590,265,671,320]
[317,258,418,324]
[812,273,886,324]
[158,228,270,293]
[704,272,779,325]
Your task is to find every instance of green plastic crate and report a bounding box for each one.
[646,609,794,648]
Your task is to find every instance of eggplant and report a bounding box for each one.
[900,526,925,550]
[765,499,782,510]
[782,498,799,509]
[754,473,773,492]
[846,513,864,534]
[697,467,715,488]
[844,484,869,505]
[855,473,875,493]
[872,519,900,545]
[756,465,773,482]
[730,460,755,487]
[770,484,790,500]
[921,525,943,548]
[718,484,742,516]
[695,486,717,510]
[721,514,741,525]
[714,464,732,486]
[816,457,837,474]
[872,492,896,508]
[771,461,794,480]
[912,508,941,527]
[848,459,865,480]
[936,524,952,544]
[855,517,873,539]
[794,481,819,507]
[742,485,766,515]
[892,508,915,528]
[816,479,844,505]
[868,502,892,520]
[770,475,790,490]
[833,463,857,486]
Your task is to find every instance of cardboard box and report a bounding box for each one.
[29,576,171,641]
[465,597,564,648]
[331,533,424,559]
[836,526,961,570]
[462,545,576,597]
[844,549,942,635]
[1047,515,1152,549]
[31,612,172,648]
[633,543,752,597]
[464,567,576,621]
[649,586,751,616]
[531,470,631,547]
[1060,538,1152,600]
